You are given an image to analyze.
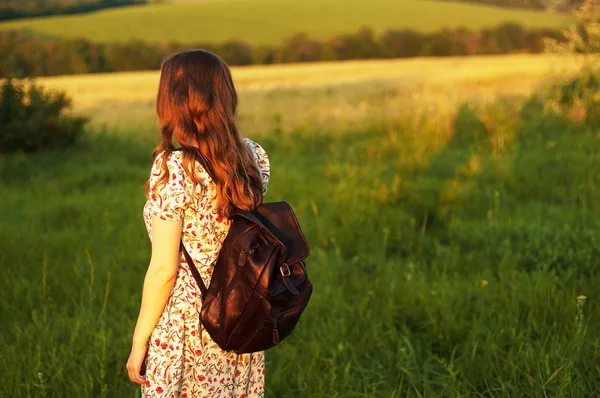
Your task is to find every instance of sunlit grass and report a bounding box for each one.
[2,51,599,396]
[1,93,599,395]
[36,54,587,136]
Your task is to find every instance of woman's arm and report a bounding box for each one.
[126,215,182,384]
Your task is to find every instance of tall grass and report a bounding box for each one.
[34,55,588,135]
[1,88,599,396]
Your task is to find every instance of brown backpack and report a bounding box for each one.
[181,201,312,354]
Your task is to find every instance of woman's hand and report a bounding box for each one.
[126,341,148,385]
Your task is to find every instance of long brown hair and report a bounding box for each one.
[147,49,262,217]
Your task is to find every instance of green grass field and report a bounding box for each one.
[0,0,573,45]
[1,60,600,396]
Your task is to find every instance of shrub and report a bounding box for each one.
[544,71,600,124]
[544,0,600,59]
[0,79,88,153]
[542,0,600,124]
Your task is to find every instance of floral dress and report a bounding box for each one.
[142,138,270,398]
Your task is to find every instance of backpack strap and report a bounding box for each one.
[180,242,208,297]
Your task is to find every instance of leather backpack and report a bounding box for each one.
[181,201,312,354]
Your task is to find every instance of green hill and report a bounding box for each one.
[0,0,572,45]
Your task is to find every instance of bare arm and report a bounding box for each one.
[127,215,182,384]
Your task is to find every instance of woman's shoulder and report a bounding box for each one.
[151,150,185,173]
[154,149,184,164]
[243,137,268,161]
[244,138,270,194]
[149,150,186,186]
[157,142,263,163]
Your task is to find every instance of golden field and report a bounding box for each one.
[36,54,585,136]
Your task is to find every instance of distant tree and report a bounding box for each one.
[449,27,474,56]
[478,28,504,54]
[328,27,384,60]
[437,0,570,10]
[526,28,563,52]
[0,0,146,21]
[104,40,164,71]
[494,23,527,52]
[218,41,253,65]
[464,31,482,55]
[423,29,455,56]
[381,29,424,58]
[279,33,323,63]
[252,45,278,64]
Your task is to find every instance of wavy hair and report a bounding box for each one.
[146,49,262,218]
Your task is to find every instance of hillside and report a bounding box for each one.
[0,0,573,45]
[35,54,584,133]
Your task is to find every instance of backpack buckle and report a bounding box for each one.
[280,263,291,277]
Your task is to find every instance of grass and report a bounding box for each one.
[37,54,586,136]
[0,0,573,45]
[2,58,600,396]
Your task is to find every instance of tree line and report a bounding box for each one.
[439,0,584,11]
[0,0,146,21]
[1,23,566,78]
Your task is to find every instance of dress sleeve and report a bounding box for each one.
[246,138,270,197]
[147,152,189,221]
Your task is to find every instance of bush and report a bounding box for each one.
[542,0,600,124]
[0,79,88,153]
[544,71,600,124]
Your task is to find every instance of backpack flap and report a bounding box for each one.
[231,201,310,297]
[231,201,310,265]
[252,201,310,265]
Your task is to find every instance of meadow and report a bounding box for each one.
[1,55,600,397]
[36,54,585,135]
[0,0,573,45]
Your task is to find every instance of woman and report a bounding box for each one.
[126,50,270,397]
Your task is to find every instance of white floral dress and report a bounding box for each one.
[142,138,270,398]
